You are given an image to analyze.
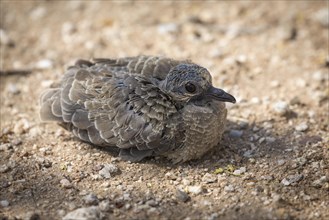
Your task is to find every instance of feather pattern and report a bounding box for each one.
[40,56,235,163]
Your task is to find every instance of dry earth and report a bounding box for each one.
[0,1,328,220]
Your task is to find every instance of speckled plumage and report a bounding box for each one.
[40,56,235,163]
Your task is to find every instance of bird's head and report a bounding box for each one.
[160,63,236,105]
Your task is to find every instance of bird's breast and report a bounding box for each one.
[166,102,227,163]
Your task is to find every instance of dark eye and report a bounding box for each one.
[185,82,197,93]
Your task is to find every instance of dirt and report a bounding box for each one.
[0,1,328,220]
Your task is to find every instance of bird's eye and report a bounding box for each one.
[185,82,197,93]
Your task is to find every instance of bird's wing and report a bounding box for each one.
[92,56,190,80]
[40,63,180,161]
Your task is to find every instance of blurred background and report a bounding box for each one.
[0,1,328,219]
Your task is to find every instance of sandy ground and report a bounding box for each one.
[0,1,328,220]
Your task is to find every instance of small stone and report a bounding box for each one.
[0,29,14,46]
[62,22,77,37]
[0,143,12,151]
[30,7,46,20]
[182,178,191,186]
[60,178,72,189]
[312,176,328,188]
[277,159,285,166]
[187,185,203,195]
[0,165,9,173]
[0,200,9,207]
[98,163,119,179]
[209,48,224,58]
[295,78,307,88]
[266,137,276,143]
[224,184,235,192]
[202,173,217,183]
[63,206,101,220]
[157,23,179,35]
[229,129,243,138]
[312,70,328,82]
[295,122,308,132]
[272,101,289,115]
[35,59,53,69]
[258,137,266,144]
[270,80,280,88]
[313,8,329,27]
[281,178,290,186]
[13,118,30,134]
[83,193,99,205]
[208,213,219,220]
[250,97,260,104]
[99,200,111,212]
[281,174,303,186]
[176,189,190,202]
[233,167,246,176]
[6,83,20,95]
[236,54,247,64]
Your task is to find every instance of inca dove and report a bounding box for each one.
[40,56,235,163]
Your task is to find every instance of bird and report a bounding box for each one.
[40,56,236,163]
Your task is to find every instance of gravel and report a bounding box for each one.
[1,2,328,220]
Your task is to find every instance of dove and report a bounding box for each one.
[40,56,236,163]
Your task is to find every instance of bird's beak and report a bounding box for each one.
[206,86,236,103]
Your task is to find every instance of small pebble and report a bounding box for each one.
[30,7,46,20]
[236,54,247,64]
[187,185,203,195]
[98,163,119,179]
[270,80,280,88]
[312,176,328,188]
[277,159,285,166]
[98,200,111,212]
[0,200,9,207]
[313,8,329,27]
[176,189,190,202]
[0,165,9,173]
[0,29,14,46]
[233,167,247,176]
[63,206,101,220]
[157,23,179,34]
[60,178,72,189]
[83,193,99,205]
[272,101,289,115]
[229,129,243,138]
[7,83,20,95]
[224,184,235,192]
[202,173,217,183]
[266,137,276,143]
[35,59,53,69]
[281,174,303,186]
[295,122,308,132]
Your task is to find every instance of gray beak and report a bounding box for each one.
[206,86,236,103]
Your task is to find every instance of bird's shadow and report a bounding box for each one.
[90,118,321,170]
